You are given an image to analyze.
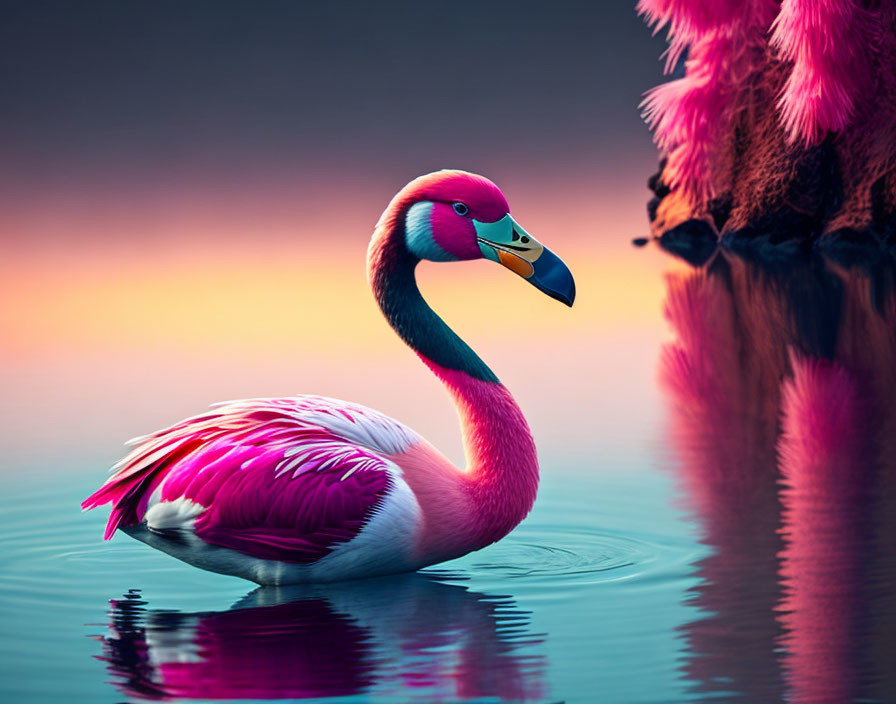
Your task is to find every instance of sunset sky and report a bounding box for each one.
[0,1,672,473]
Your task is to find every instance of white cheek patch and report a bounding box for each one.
[404,201,457,262]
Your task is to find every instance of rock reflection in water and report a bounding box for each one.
[96,572,546,702]
[660,248,896,703]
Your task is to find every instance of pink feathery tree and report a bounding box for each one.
[640,0,896,261]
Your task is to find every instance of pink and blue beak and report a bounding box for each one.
[474,215,576,306]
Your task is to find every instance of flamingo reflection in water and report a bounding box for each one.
[660,246,896,703]
[95,572,546,702]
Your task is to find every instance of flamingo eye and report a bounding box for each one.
[452,202,470,216]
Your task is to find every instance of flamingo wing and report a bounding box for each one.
[82,396,420,564]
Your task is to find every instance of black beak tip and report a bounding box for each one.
[559,289,575,307]
[554,289,575,307]
[564,280,576,307]
[539,279,575,307]
[523,246,575,307]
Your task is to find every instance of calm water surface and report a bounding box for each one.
[3,250,896,703]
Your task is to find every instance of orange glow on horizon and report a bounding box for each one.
[0,176,667,469]
[0,244,663,357]
[1,177,664,359]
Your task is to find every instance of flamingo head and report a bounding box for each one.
[401,170,575,306]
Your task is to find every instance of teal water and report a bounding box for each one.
[0,460,703,703]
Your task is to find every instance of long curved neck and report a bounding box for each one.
[368,218,539,538]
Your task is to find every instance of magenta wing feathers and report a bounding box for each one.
[82,397,417,564]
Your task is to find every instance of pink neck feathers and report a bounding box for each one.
[422,358,539,548]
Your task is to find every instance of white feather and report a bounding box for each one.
[144,497,204,532]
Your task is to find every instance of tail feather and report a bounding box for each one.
[82,438,204,539]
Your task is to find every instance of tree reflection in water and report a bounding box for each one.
[661,247,896,703]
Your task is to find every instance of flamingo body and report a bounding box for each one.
[85,396,428,583]
[82,170,575,584]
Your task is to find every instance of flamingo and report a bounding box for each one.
[82,170,575,584]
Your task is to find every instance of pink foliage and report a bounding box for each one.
[771,0,874,145]
[640,0,875,197]
[639,0,776,200]
[637,0,744,72]
[642,31,736,200]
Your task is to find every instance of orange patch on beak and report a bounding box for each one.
[497,249,534,278]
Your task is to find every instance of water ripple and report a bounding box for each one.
[467,528,659,583]
[0,468,703,703]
